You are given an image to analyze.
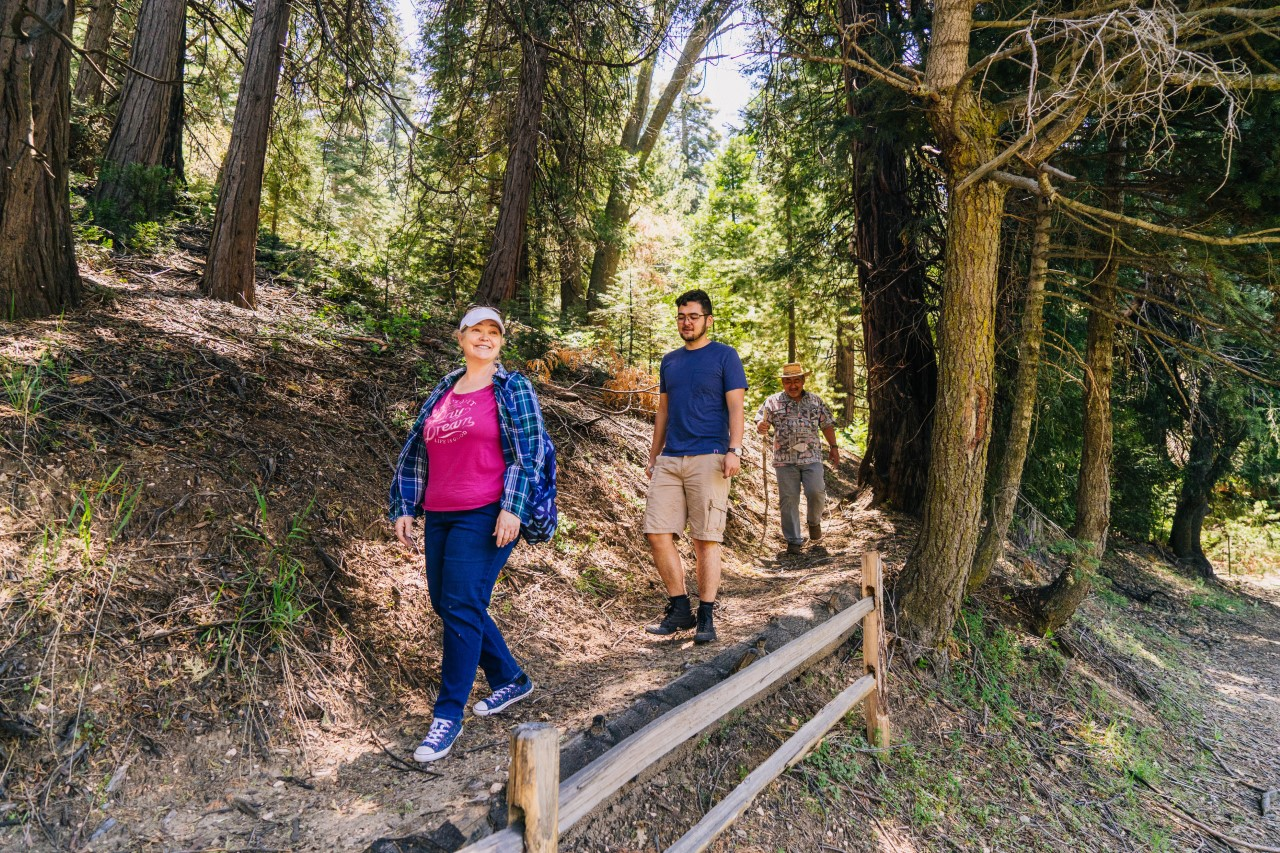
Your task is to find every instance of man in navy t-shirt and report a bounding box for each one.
[642,289,747,645]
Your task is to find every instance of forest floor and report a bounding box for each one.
[1,253,1278,853]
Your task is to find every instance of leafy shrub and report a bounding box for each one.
[90,162,178,250]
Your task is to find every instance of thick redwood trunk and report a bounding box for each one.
[73,0,118,106]
[0,0,82,318]
[841,0,936,514]
[199,0,290,307]
[851,142,937,513]
[473,38,549,306]
[94,0,186,225]
[895,0,1007,654]
[968,198,1051,591]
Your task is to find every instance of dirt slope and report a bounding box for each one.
[2,258,1277,853]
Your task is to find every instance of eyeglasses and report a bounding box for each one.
[676,313,706,323]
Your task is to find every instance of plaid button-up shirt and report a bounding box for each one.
[754,391,836,467]
[390,364,549,522]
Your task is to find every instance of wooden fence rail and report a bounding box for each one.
[461,551,890,853]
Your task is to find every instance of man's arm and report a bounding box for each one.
[822,425,840,465]
[817,397,839,464]
[648,393,669,478]
[724,387,745,477]
[754,398,771,434]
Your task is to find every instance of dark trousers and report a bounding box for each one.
[423,501,522,721]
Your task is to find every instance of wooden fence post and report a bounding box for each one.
[508,722,560,852]
[861,551,891,748]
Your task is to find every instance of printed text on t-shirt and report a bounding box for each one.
[424,394,477,444]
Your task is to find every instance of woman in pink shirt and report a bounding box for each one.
[390,306,545,762]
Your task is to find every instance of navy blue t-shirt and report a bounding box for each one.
[659,341,748,456]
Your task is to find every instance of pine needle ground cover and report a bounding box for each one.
[1,257,1277,852]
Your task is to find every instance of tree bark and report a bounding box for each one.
[840,0,936,515]
[1071,136,1127,555]
[833,313,860,425]
[1028,137,1127,635]
[1169,378,1247,579]
[199,0,290,307]
[473,36,549,306]
[94,0,186,222]
[558,231,583,317]
[895,0,1007,654]
[0,0,82,318]
[585,0,731,311]
[968,197,1051,591]
[73,0,118,106]
[849,136,937,514]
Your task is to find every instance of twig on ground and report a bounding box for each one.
[1149,798,1280,853]
[371,735,442,777]
[462,740,505,756]
[1196,734,1268,792]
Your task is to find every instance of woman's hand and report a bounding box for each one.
[494,510,521,548]
[394,515,418,552]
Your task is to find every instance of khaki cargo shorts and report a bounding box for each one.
[643,453,730,542]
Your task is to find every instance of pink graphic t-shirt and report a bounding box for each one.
[422,385,506,511]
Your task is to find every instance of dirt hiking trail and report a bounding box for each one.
[2,265,1278,852]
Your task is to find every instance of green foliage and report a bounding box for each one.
[206,489,317,657]
[90,162,178,246]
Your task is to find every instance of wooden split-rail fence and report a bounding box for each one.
[459,551,891,853]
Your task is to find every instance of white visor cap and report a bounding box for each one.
[458,306,505,335]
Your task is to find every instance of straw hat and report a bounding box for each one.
[778,362,810,379]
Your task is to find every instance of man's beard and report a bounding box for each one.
[680,323,707,342]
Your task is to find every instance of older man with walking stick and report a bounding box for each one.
[755,363,839,556]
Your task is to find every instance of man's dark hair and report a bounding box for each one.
[675,289,713,316]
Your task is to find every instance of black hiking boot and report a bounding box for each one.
[694,601,717,645]
[645,596,695,635]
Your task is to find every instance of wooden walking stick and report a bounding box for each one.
[760,431,770,554]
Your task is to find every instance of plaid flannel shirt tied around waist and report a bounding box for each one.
[389,364,549,522]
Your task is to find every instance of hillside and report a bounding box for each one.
[1,256,1278,853]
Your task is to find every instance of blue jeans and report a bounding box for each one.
[422,501,523,722]
[775,462,826,545]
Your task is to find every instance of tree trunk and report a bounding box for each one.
[73,0,118,106]
[558,231,583,317]
[850,138,937,514]
[833,313,860,425]
[547,105,584,320]
[895,0,1007,654]
[0,0,82,318]
[1071,135,1127,554]
[586,186,628,312]
[1029,137,1127,634]
[968,198,1051,591]
[162,25,186,183]
[841,0,936,515]
[1169,379,1247,579]
[473,37,549,306]
[584,0,731,311]
[199,0,290,307]
[94,0,186,224]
